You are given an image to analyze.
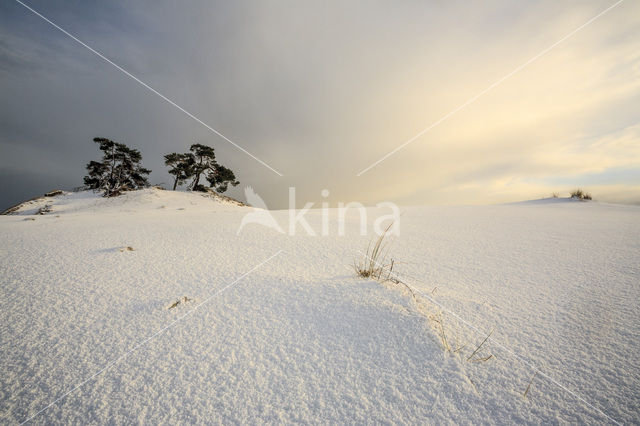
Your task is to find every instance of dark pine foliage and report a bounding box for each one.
[164,153,194,191]
[164,143,239,193]
[206,163,239,193]
[84,137,151,197]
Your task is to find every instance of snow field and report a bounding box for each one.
[0,189,638,423]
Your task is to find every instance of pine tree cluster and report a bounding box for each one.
[83,138,239,197]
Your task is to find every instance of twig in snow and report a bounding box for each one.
[523,370,539,399]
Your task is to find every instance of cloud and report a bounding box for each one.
[0,0,639,209]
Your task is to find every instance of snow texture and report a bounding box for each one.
[1,188,638,424]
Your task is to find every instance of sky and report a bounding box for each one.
[1,0,639,210]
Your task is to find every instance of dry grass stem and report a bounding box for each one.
[467,329,494,362]
[523,370,539,399]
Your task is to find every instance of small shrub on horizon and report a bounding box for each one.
[570,189,592,201]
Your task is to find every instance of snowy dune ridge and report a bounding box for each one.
[1,187,246,216]
[1,188,639,424]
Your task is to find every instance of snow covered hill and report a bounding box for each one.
[2,187,246,216]
[1,189,638,424]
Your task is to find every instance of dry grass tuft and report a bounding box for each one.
[354,223,393,279]
[570,189,592,200]
[37,204,53,215]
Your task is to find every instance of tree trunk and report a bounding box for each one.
[172,176,178,191]
[109,145,115,183]
[191,156,204,190]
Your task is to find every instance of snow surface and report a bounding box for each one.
[1,188,638,424]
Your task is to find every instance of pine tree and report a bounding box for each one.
[164,153,194,190]
[163,143,239,193]
[84,137,151,196]
[188,143,216,192]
